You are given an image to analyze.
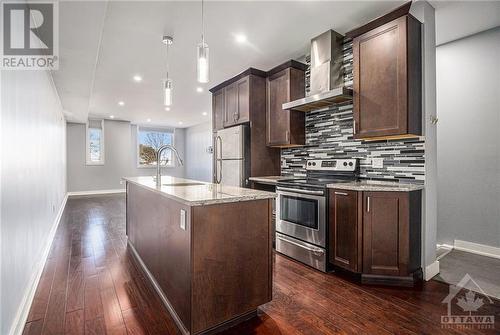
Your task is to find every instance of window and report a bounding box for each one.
[137,126,174,167]
[86,119,104,165]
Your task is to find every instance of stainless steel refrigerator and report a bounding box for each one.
[213,125,250,187]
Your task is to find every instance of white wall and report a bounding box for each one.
[66,121,186,192]
[1,69,66,335]
[410,1,438,279]
[185,122,213,182]
[436,27,500,247]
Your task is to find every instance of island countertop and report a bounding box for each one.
[122,176,276,206]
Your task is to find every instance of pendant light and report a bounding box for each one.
[162,35,173,106]
[197,0,209,83]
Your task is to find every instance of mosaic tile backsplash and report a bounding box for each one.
[281,39,425,183]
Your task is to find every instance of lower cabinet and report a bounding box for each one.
[328,189,422,284]
[328,189,361,272]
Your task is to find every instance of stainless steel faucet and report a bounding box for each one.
[155,144,184,186]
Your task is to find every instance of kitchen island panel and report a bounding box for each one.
[126,182,192,330]
[191,199,272,333]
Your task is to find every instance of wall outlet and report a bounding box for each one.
[372,158,384,169]
[180,209,186,230]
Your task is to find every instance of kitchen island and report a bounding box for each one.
[123,176,275,335]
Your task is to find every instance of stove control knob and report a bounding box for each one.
[312,162,317,166]
[307,162,311,166]
[343,162,348,166]
[349,162,353,166]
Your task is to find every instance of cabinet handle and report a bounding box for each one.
[353,120,357,134]
[285,131,290,142]
[335,192,348,196]
[367,196,370,212]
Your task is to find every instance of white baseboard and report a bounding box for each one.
[67,189,125,197]
[425,260,440,281]
[436,243,453,250]
[454,239,500,260]
[9,193,68,335]
[436,243,453,260]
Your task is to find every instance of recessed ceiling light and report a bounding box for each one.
[165,107,170,111]
[147,118,151,122]
[196,87,203,93]
[109,115,115,119]
[178,121,183,125]
[133,75,143,82]
[202,112,208,116]
[235,34,247,44]
[118,101,125,106]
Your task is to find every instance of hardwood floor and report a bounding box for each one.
[24,194,499,335]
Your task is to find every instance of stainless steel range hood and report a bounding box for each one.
[283,30,352,112]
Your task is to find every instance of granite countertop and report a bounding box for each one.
[249,176,298,185]
[123,176,276,206]
[327,180,424,192]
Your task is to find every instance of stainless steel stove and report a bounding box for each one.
[275,159,357,271]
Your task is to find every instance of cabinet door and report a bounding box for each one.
[212,89,225,131]
[329,190,360,272]
[267,69,290,146]
[236,76,250,123]
[224,83,238,127]
[353,16,408,138]
[362,192,409,276]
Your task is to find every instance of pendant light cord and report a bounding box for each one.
[201,0,205,43]
[165,41,169,79]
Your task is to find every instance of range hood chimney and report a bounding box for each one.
[283,29,352,112]
[310,29,344,94]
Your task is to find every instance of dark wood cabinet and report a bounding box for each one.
[328,189,422,286]
[223,76,250,127]
[266,61,306,147]
[352,14,421,140]
[210,68,281,181]
[361,191,421,283]
[212,88,224,131]
[328,189,361,272]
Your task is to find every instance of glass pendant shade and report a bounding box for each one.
[164,79,172,106]
[197,41,209,83]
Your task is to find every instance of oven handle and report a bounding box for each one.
[276,235,325,255]
[276,187,324,196]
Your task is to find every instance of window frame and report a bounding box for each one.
[86,119,105,166]
[136,125,176,169]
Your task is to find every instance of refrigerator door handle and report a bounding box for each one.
[215,136,222,184]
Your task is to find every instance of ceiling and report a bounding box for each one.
[53,1,500,128]
[54,0,406,127]
[431,0,500,45]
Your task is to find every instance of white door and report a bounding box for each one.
[217,125,244,159]
[221,159,244,187]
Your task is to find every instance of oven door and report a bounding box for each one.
[276,187,326,247]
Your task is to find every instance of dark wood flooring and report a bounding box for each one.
[24,194,499,335]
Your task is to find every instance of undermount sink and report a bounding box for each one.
[162,182,205,187]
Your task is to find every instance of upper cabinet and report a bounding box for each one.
[266,61,306,148]
[212,88,225,131]
[349,8,422,140]
[223,76,250,127]
[210,68,281,178]
[210,68,267,130]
